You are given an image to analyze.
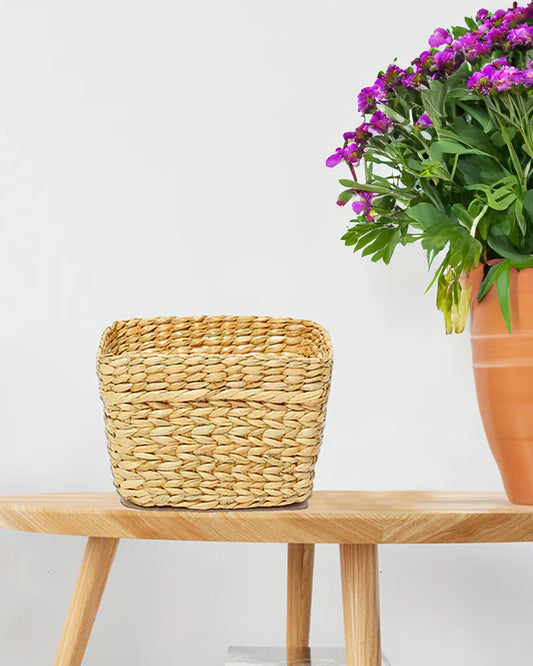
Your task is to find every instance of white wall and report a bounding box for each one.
[1,1,532,664]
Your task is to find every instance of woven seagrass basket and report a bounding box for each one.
[97,315,333,510]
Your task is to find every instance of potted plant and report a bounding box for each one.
[327,2,533,503]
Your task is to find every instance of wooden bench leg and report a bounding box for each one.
[53,537,119,666]
[339,544,381,666]
[286,543,315,648]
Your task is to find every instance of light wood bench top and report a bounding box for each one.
[0,491,532,543]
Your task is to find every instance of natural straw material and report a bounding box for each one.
[97,316,333,509]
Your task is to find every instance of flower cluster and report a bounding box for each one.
[468,56,533,91]
[325,110,392,169]
[326,2,533,176]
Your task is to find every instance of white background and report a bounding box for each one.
[1,1,532,664]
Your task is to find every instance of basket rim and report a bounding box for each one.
[98,349,333,364]
[97,314,333,363]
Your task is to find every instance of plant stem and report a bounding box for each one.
[471,205,488,238]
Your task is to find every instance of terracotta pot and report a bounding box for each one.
[470,265,533,504]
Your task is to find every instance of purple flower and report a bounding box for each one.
[344,124,371,143]
[343,143,360,163]
[429,27,452,48]
[418,50,432,65]
[355,122,371,136]
[382,65,405,88]
[506,5,527,22]
[369,110,393,134]
[357,87,375,114]
[326,148,344,168]
[485,24,509,47]
[414,112,433,128]
[476,8,489,22]
[507,25,533,46]
[523,67,533,87]
[480,63,498,77]
[468,71,492,92]
[456,31,492,59]
[357,81,386,113]
[491,65,523,91]
[325,137,366,168]
[467,54,529,94]
[412,50,433,76]
[433,48,455,69]
[467,63,497,93]
[492,56,508,68]
[400,72,420,87]
[352,192,375,221]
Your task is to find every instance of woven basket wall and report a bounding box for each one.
[97,315,333,510]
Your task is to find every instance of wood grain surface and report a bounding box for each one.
[286,544,315,647]
[340,544,381,666]
[0,491,532,543]
[53,537,119,666]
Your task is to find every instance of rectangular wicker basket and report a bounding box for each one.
[97,315,333,510]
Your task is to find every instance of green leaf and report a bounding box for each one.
[523,142,533,160]
[491,128,516,147]
[446,123,496,155]
[445,86,473,103]
[451,203,475,230]
[361,234,390,257]
[429,141,471,162]
[468,198,483,218]
[354,229,383,252]
[349,182,393,195]
[421,82,445,129]
[381,105,409,124]
[341,224,377,248]
[371,175,395,188]
[486,191,516,211]
[370,248,387,263]
[487,227,533,268]
[337,189,355,204]
[382,229,401,264]
[524,190,533,219]
[466,176,518,211]
[445,228,482,269]
[363,154,396,168]
[406,202,450,229]
[496,262,512,333]
[456,102,493,133]
[339,179,358,188]
[451,25,469,38]
[457,154,509,186]
[373,195,395,212]
[477,262,505,301]
[341,230,357,246]
[418,160,450,180]
[515,198,526,235]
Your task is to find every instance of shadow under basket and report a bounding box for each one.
[97,315,333,510]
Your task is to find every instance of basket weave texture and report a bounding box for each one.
[97,315,333,510]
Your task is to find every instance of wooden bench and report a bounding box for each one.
[1,490,533,666]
